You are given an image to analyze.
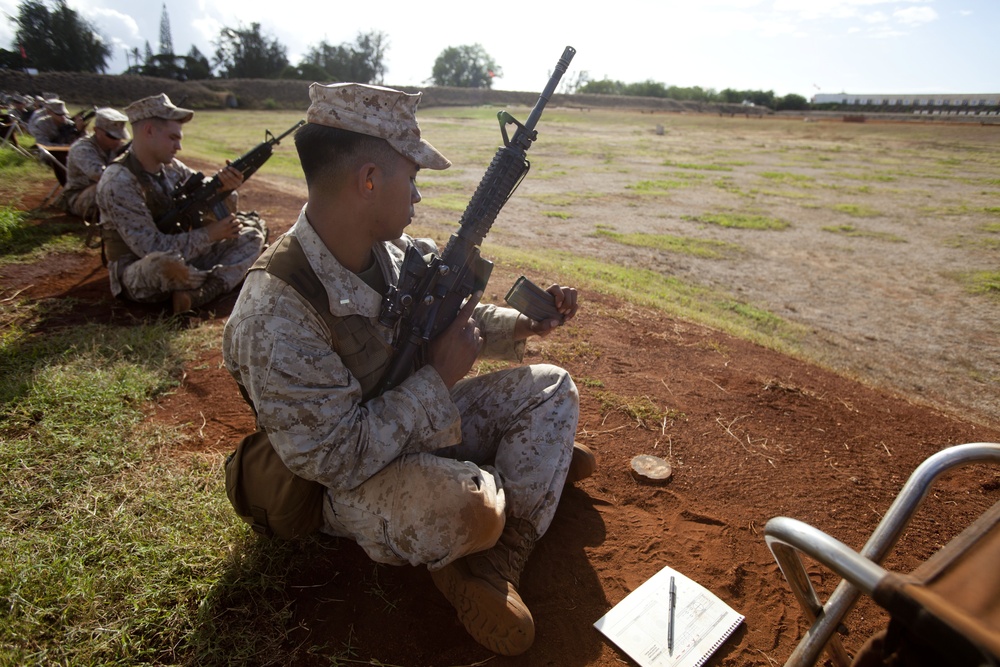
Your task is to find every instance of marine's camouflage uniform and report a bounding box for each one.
[63,134,115,220]
[223,210,579,570]
[30,112,75,146]
[96,154,266,302]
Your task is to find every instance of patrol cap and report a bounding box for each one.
[94,107,129,140]
[45,99,68,116]
[124,93,194,124]
[307,82,450,170]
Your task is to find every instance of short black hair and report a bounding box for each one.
[294,123,399,188]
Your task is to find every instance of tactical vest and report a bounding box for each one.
[225,234,396,539]
[248,233,394,400]
[101,151,187,263]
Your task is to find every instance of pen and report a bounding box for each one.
[668,575,676,656]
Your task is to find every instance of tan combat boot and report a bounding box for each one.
[172,273,228,314]
[431,517,539,656]
[567,442,597,484]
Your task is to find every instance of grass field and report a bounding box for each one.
[1,106,998,665]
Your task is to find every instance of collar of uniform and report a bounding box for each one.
[292,207,387,318]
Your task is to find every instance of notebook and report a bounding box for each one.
[594,564,745,667]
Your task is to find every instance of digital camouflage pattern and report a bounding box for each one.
[96,155,265,302]
[64,134,116,220]
[124,93,193,124]
[307,83,450,170]
[30,112,74,146]
[223,211,578,569]
[93,107,129,140]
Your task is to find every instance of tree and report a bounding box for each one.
[158,3,173,56]
[431,44,501,89]
[297,30,388,83]
[10,0,111,73]
[776,93,809,111]
[183,46,212,80]
[213,22,288,79]
[578,78,626,96]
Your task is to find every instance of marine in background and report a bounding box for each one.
[63,107,129,222]
[96,93,267,314]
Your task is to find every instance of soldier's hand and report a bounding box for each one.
[205,214,241,242]
[216,163,244,192]
[514,284,579,340]
[428,291,484,389]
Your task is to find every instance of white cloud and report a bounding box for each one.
[894,6,938,25]
[83,7,141,41]
[861,11,890,23]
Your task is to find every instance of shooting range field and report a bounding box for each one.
[1,107,998,666]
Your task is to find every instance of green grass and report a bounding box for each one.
[0,146,52,208]
[626,178,688,193]
[0,300,337,664]
[832,203,881,218]
[683,212,791,230]
[661,160,733,171]
[758,171,815,185]
[421,192,470,212]
[591,390,683,429]
[822,224,905,242]
[958,270,1000,299]
[0,205,83,260]
[592,227,739,259]
[488,246,805,351]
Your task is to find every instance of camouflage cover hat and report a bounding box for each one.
[307,82,450,170]
[94,107,130,140]
[44,99,68,116]
[124,93,194,124]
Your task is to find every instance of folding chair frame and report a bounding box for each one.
[1,119,33,158]
[34,144,69,209]
[764,442,1000,667]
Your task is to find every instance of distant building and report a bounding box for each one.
[812,92,999,109]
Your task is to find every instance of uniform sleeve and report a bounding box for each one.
[66,141,106,188]
[475,303,526,361]
[96,165,214,259]
[224,275,463,493]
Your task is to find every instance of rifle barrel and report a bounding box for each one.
[524,46,575,132]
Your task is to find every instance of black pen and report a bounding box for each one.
[668,575,676,656]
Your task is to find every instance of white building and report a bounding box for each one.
[812,93,999,108]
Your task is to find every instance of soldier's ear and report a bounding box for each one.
[358,163,378,197]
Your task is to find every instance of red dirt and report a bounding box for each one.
[4,172,998,667]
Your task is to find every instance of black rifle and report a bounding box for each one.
[158,120,305,233]
[55,106,95,145]
[376,46,576,392]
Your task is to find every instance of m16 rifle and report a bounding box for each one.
[376,46,576,392]
[55,106,96,145]
[158,120,305,233]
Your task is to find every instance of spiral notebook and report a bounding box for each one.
[594,564,745,667]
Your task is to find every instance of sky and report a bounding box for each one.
[0,0,996,97]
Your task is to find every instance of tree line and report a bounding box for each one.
[575,78,809,111]
[0,1,505,90]
[1,0,808,109]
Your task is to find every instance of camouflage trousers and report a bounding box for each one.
[322,363,578,570]
[65,184,98,222]
[119,214,267,303]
